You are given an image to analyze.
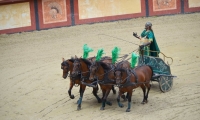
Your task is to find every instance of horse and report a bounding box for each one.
[114,65,153,112]
[61,57,100,111]
[61,57,79,99]
[114,60,131,101]
[71,56,103,110]
[89,59,119,110]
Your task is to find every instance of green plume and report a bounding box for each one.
[131,52,139,68]
[83,44,93,59]
[112,47,120,64]
[96,48,104,61]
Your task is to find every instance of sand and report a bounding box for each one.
[0,12,200,120]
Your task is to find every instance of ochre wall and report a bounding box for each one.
[78,0,141,19]
[0,0,35,34]
[0,2,31,30]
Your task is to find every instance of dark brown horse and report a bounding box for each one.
[114,65,153,112]
[62,57,101,111]
[61,58,78,99]
[71,56,102,110]
[114,60,131,101]
[89,59,118,110]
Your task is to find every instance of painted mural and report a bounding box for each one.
[153,0,176,11]
[42,0,67,24]
[188,0,200,8]
[78,0,141,19]
[0,2,31,30]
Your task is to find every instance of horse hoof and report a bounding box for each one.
[126,109,131,112]
[77,106,81,111]
[70,95,75,99]
[106,101,112,106]
[100,107,105,110]
[141,101,145,104]
[119,104,124,108]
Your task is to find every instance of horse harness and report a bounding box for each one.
[74,59,98,88]
[97,64,116,85]
[118,68,139,88]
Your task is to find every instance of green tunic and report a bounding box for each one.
[141,30,160,57]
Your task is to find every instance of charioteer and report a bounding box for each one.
[133,22,160,57]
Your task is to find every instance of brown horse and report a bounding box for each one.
[89,59,118,110]
[114,65,153,112]
[71,56,102,110]
[114,60,131,101]
[61,58,79,99]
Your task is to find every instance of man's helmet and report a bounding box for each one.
[145,22,152,29]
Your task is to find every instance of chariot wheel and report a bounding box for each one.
[158,76,173,93]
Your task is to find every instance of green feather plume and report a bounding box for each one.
[112,47,120,64]
[83,44,93,59]
[131,52,139,68]
[96,48,104,61]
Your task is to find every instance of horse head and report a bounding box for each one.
[71,56,81,77]
[61,58,73,79]
[89,61,99,81]
[114,61,131,86]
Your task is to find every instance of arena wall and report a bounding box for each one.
[0,0,200,34]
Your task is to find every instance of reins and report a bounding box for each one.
[98,34,140,46]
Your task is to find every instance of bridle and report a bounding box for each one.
[73,58,91,80]
[89,62,99,80]
[61,61,70,77]
[72,59,82,76]
[114,68,131,87]
[90,61,116,85]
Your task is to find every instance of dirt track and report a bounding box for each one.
[0,13,200,120]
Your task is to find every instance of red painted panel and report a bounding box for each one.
[148,0,181,16]
[184,0,200,13]
[0,0,36,34]
[74,0,146,25]
[37,0,71,29]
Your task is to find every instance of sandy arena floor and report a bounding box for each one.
[0,13,200,120]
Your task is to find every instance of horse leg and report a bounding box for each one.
[140,84,146,104]
[77,84,86,110]
[144,83,151,103]
[100,89,106,110]
[100,89,111,110]
[112,85,116,94]
[68,81,75,99]
[77,85,82,104]
[92,86,101,103]
[105,89,112,106]
[126,91,133,112]
[121,92,128,101]
[117,90,124,108]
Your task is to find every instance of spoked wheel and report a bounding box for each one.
[158,76,173,93]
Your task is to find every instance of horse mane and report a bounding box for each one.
[98,61,111,70]
[115,67,127,72]
[80,58,92,66]
[68,58,74,63]
[115,61,124,68]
